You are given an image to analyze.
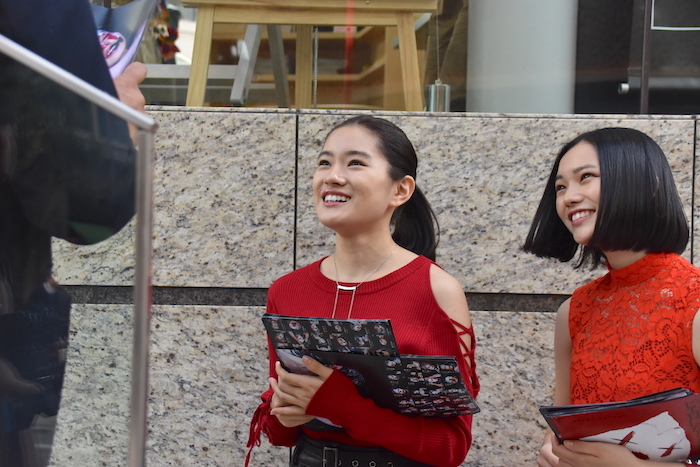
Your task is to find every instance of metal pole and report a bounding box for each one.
[640,0,653,113]
[128,128,155,467]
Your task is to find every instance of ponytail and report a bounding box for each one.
[392,185,439,261]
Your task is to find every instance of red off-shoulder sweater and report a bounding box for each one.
[246,255,479,467]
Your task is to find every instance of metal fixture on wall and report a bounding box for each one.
[617,0,700,114]
[640,0,652,113]
[426,11,450,112]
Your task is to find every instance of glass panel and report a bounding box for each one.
[140,3,700,115]
[0,39,152,466]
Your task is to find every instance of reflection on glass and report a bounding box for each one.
[0,46,136,465]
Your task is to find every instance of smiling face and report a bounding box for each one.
[313,125,408,235]
[554,141,601,246]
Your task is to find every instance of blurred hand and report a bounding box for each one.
[538,431,561,467]
[113,62,147,142]
[553,438,645,467]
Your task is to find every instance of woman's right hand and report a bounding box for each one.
[269,359,332,428]
[268,375,315,427]
[537,431,560,467]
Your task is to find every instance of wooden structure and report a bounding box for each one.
[183,0,439,110]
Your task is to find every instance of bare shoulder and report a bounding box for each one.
[557,297,571,316]
[429,264,471,327]
[557,297,571,326]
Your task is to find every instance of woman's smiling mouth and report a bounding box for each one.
[324,194,349,203]
[570,210,594,223]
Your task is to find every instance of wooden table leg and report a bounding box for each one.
[186,4,215,106]
[395,11,424,111]
[295,25,314,109]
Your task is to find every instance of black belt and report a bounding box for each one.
[291,433,433,467]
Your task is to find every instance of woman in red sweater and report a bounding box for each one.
[246,116,479,467]
[524,128,700,467]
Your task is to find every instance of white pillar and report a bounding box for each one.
[466,0,579,113]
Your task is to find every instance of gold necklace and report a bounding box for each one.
[331,245,399,319]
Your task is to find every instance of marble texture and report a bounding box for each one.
[53,109,298,288]
[47,109,700,466]
[148,110,297,288]
[50,305,132,466]
[146,305,287,466]
[52,110,696,293]
[469,311,555,466]
[52,222,135,286]
[53,304,555,466]
[146,307,558,466]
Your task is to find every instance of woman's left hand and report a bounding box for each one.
[553,439,645,467]
[269,356,334,426]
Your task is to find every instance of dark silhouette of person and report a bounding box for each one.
[0,0,147,464]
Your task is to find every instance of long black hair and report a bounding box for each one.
[326,116,440,260]
[523,127,688,268]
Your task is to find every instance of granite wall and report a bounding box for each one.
[49,109,698,466]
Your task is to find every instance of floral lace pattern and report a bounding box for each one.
[569,253,700,404]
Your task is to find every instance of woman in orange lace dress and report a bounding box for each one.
[524,128,700,467]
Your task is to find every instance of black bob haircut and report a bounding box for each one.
[523,127,689,268]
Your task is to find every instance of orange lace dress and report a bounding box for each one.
[569,252,700,405]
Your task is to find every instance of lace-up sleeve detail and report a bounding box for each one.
[244,398,267,466]
[245,388,299,466]
[451,319,480,398]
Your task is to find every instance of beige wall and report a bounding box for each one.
[50,109,699,466]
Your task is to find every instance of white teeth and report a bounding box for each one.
[571,211,592,222]
[324,194,349,203]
